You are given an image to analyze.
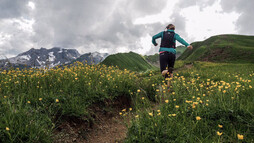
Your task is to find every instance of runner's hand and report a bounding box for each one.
[154,43,158,46]
[187,45,193,50]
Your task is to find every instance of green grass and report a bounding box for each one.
[1,55,254,142]
[144,53,159,64]
[178,34,254,63]
[0,62,163,142]
[101,51,157,72]
[144,46,187,64]
[125,62,254,142]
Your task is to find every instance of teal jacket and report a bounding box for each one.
[152,29,189,54]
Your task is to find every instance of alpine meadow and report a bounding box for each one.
[1,0,254,142]
[0,34,253,142]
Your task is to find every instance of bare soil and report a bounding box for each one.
[54,96,131,143]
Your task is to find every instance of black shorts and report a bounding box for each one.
[159,52,176,77]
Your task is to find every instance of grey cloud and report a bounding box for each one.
[128,0,167,17]
[31,0,167,54]
[220,0,254,34]
[0,0,168,57]
[176,0,216,10]
[0,18,34,57]
[0,0,30,19]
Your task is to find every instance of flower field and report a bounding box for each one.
[0,61,253,142]
[0,62,163,142]
[125,62,254,142]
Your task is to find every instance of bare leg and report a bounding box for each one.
[167,73,173,88]
[161,70,168,76]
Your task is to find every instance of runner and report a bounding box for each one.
[152,24,193,87]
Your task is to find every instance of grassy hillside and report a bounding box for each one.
[176,45,187,57]
[126,62,254,142]
[144,46,187,67]
[101,52,157,72]
[178,34,254,63]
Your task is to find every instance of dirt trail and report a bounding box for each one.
[54,64,193,143]
[54,110,128,143]
[85,112,128,143]
[54,96,131,143]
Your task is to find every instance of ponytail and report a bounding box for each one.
[166,24,175,30]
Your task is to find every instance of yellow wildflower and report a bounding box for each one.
[237,134,244,140]
[27,101,31,104]
[6,127,10,131]
[172,114,176,117]
[39,98,42,101]
[157,110,160,112]
[129,108,132,111]
[173,99,176,101]
[119,112,122,115]
[217,131,223,136]
[196,116,201,120]
[218,124,223,128]
[56,99,59,103]
[122,109,126,112]
[193,102,199,105]
[149,112,153,116]
[175,105,179,108]
[165,100,169,103]
[137,89,141,92]
[135,115,139,118]
[141,97,145,100]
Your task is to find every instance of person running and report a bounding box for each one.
[152,24,192,86]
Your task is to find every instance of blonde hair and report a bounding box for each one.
[166,24,175,30]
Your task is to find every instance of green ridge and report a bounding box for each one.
[101,51,157,72]
[178,34,254,63]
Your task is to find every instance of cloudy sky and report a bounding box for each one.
[0,0,253,58]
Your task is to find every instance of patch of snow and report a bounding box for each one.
[19,55,31,61]
[48,52,55,62]
[58,49,63,53]
[56,61,61,65]
[49,63,54,68]
[91,52,99,57]
[36,59,42,66]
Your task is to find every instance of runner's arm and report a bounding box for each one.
[152,32,162,46]
[175,34,189,47]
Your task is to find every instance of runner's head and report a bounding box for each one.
[166,24,175,30]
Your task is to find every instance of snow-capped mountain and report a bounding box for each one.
[71,52,109,65]
[8,47,80,68]
[0,47,109,69]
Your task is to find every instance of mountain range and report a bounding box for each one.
[0,47,109,69]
